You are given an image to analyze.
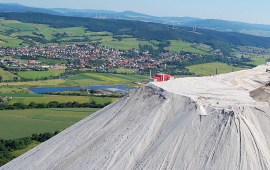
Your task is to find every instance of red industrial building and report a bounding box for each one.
[150,73,175,82]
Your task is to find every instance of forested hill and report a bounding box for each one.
[1,12,270,53]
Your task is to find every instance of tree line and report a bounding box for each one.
[0,100,111,110]
[0,131,59,166]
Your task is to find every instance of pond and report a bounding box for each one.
[28,85,136,94]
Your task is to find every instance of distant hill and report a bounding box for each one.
[181,19,270,37]
[0,3,61,15]
[1,3,270,37]
[51,8,201,25]
[1,12,270,55]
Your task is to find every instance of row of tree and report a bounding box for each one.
[0,131,59,166]
[0,101,111,110]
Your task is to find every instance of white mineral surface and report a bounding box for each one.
[2,65,270,170]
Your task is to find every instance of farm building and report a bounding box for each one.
[28,60,41,65]
[150,73,174,82]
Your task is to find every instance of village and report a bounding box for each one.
[0,44,210,71]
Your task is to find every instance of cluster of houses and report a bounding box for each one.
[0,58,48,68]
[0,44,212,70]
[238,47,270,55]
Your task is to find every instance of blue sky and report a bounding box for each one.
[0,0,269,25]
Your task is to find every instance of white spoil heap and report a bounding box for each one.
[2,65,270,170]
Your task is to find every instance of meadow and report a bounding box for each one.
[18,69,65,79]
[101,38,138,50]
[165,40,212,55]
[0,34,25,47]
[0,68,16,80]
[0,108,99,139]
[12,141,41,158]
[62,72,148,86]
[0,72,148,88]
[0,93,43,97]
[0,86,32,94]
[244,54,270,65]
[116,67,135,74]
[186,62,246,76]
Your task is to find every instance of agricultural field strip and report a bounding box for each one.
[8,95,117,105]
[0,108,99,139]
[0,109,84,120]
[186,62,245,76]
[18,69,65,79]
[0,67,16,80]
[166,40,212,55]
[0,113,71,122]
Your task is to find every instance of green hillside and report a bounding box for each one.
[0,12,270,54]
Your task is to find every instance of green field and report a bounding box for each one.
[85,31,112,36]
[5,23,36,31]
[0,93,43,97]
[166,40,212,55]
[116,67,135,74]
[186,62,246,76]
[0,22,10,30]
[61,73,148,86]
[0,86,32,94]
[37,58,68,64]
[0,68,17,80]
[101,38,139,50]
[0,108,99,139]
[0,72,148,88]
[245,54,270,65]
[18,69,65,79]
[12,141,41,157]
[0,34,25,47]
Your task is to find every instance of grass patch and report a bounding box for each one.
[166,40,212,55]
[0,34,25,47]
[18,69,65,79]
[0,68,16,80]
[244,54,270,65]
[60,73,148,86]
[5,23,36,31]
[116,67,135,74]
[85,31,112,36]
[101,38,138,50]
[0,108,99,139]
[186,62,246,76]
[0,93,43,97]
[12,141,41,158]
[67,73,102,81]
[0,73,148,88]
[0,87,31,94]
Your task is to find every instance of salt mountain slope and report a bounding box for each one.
[2,65,270,170]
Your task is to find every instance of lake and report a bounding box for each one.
[28,85,136,94]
